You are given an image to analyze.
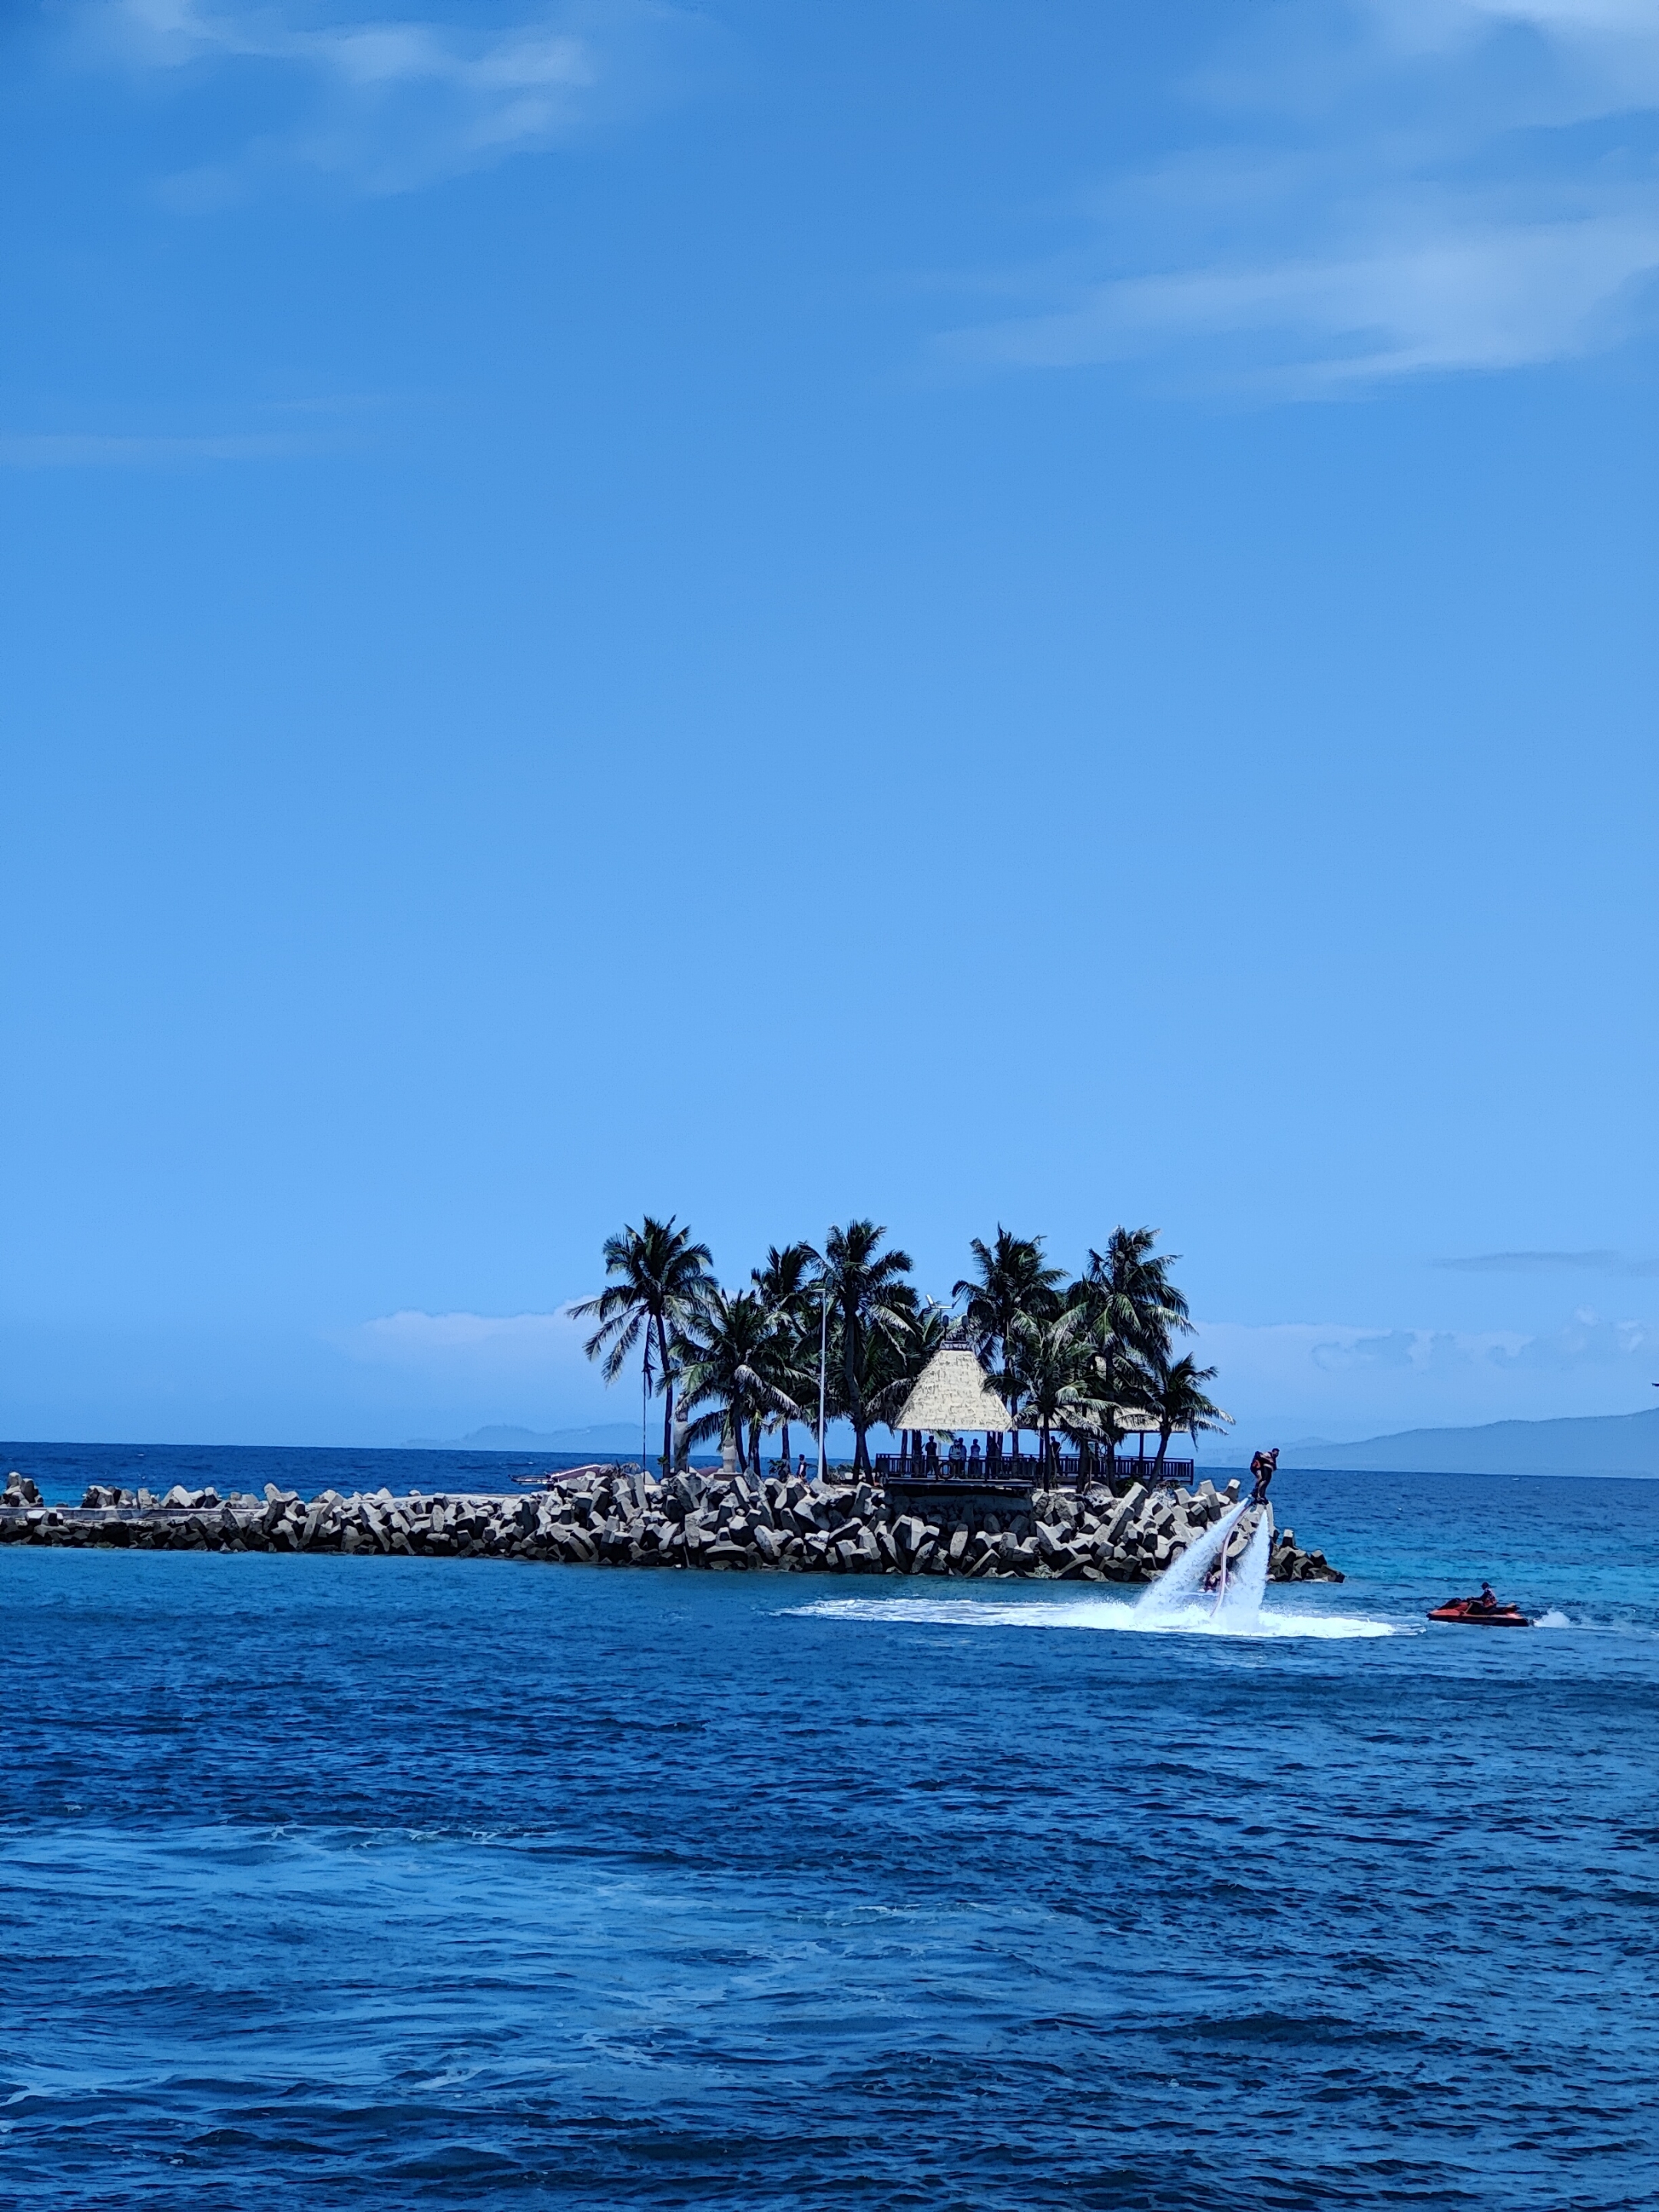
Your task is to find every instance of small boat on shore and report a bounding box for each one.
[511,1462,640,1489]
[1427,1595,1532,1628]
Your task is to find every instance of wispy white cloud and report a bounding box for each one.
[343,1306,593,1370]
[86,2,696,193]
[330,1306,614,1431]
[1380,1,1659,84]
[957,0,1659,390]
[0,429,321,465]
[984,214,1659,386]
[1301,1310,1659,1373]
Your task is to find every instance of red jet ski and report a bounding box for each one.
[1427,1594,1532,1627]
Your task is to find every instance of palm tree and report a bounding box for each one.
[571,1216,713,1476]
[1065,1229,1192,1482]
[1006,1306,1091,1485]
[1080,1338,1158,1472]
[819,1220,917,1476]
[1075,1227,1191,1366]
[751,1242,819,1471]
[895,1299,951,1466]
[862,1295,949,1470]
[675,1289,806,1472]
[753,1241,818,1329]
[954,1228,1063,1460]
[1146,1352,1232,1469]
[1048,1333,1140,1485]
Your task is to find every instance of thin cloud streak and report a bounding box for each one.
[87,2,699,192]
[954,0,1659,390]
[979,214,1659,390]
[108,0,592,102]
[0,431,325,467]
[1435,1250,1659,1275]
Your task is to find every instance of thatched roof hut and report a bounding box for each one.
[894,1346,1012,1435]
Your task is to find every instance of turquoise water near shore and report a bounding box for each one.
[2,1463,1657,2208]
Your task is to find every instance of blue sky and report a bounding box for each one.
[3,1,1657,1447]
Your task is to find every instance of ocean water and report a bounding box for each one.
[2,1458,1657,2210]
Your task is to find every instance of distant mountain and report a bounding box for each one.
[1215,1406,1659,1477]
[406,1422,644,1452]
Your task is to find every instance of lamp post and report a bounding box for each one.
[816,1271,829,1488]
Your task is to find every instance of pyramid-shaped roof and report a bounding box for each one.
[894,1346,1012,1434]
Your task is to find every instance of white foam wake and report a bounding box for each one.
[1214,1507,1275,1626]
[1136,1499,1250,1615]
[784,1593,1405,1641]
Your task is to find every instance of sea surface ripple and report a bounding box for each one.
[2,1459,1656,2210]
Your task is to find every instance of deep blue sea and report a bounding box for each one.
[2,1447,1657,2210]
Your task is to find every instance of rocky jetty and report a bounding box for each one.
[1,1466,1343,1581]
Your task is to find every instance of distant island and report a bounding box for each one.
[419,1408,1659,1479]
[1209,1406,1659,1478]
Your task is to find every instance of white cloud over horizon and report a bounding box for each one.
[957,0,1659,390]
[335,1302,1659,1444]
[335,1304,612,1429]
[1194,1305,1659,1437]
[343,1304,592,1367]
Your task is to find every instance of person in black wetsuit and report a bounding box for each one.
[1250,1447,1279,1505]
[1472,1581,1498,1613]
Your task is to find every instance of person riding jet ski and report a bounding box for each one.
[1428,1584,1532,1625]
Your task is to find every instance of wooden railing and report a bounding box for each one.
[874,1452,1195,1488]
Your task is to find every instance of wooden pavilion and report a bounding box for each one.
[873,1343,1194,1488]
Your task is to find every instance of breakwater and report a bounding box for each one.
[0,1466,1342,1581]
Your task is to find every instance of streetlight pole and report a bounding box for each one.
[634,1335,654,1515]
[816,1272,830,1488]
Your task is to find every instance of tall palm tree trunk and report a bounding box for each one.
[656,1315,674,1479]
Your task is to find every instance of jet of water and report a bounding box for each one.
[1136,1498,1250,1614]
[1214,1506,1274,1625]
